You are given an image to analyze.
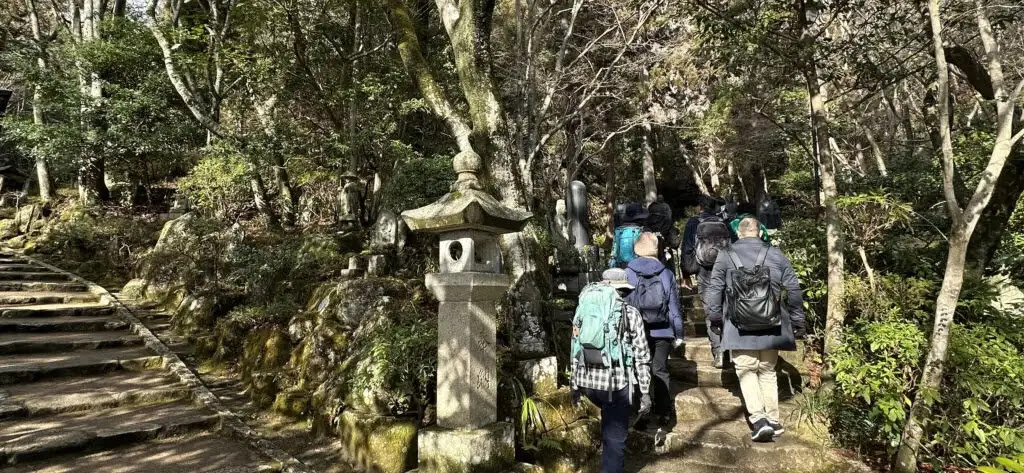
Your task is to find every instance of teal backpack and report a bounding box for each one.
[610,224,643,268]
[571,283,635,392]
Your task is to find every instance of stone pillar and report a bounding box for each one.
[402,150,531,473]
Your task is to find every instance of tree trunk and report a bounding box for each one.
[682,145,711,196]
[641,119,657,204]
[895,0,1022,468]
[806,67,846,357]
[27,0,53,202]
[863,125,889,177]
[800,0,846,357]
[708,140,721,194]
[857,245,876,291]
[894,228,968,473]
[247,162,277,227]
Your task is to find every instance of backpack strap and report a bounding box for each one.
[726,248,744,270]
[755,245,770,268]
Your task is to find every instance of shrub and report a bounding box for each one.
[178,148,253,220]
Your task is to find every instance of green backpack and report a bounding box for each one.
[571,283,634,381]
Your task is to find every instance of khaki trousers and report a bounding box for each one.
[731,349,779,424]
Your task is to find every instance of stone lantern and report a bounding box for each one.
[402,150,531,473]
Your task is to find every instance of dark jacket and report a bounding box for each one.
[681,210,721,256]
[626,257,684,340]
[704,238,805,351]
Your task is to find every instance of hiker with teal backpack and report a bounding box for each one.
[625,232,684,430]
[609,203,648,268]
[571,268,652,473]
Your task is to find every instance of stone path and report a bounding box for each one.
[0,253,283,472]
[623,294,868,473]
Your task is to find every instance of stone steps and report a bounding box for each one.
[0,272,71,282]
[0,264,46,273]
[0,281,90,293]
[0,316,129,333]
[0,400,220,466]
[0,254,292,472]
[0,346,161,385]
[0,292,100,305]
[0,371,190,419]
[0,331,144,355]
[0,302,115,319]
[2,433,277,473]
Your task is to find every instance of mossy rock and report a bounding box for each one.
[0,219,17,239]
[272,388,310,417]
[121,278,149,300]
[240,327,292,381]
[335,411,418,473]
[6,234,26,249]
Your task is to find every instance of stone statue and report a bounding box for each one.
[566,180,591,249]
[554,199,570,244]
[370,210,404,251]
[337,172,362,228]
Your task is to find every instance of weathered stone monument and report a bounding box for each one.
[402,150,531,473]
[566,180,591,250]
[337,172,362,229]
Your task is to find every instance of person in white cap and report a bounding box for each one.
[570,267,652,473]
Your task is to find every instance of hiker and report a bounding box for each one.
[680,195,731,368]
[571,268,652,473]
[703,217,806,442]
[728,207,771,245]
[625,232,684,429]
[609,202,648,268]
[644,195,680,270]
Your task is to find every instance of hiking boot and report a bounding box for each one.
[769,421,785,437]
[751,419,775,443]
[712,351,724,369]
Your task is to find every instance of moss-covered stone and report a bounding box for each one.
[335,411,418,473]
[121,278,149,300]
[272,388,310,417]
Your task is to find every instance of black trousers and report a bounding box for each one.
[647,337,673,416]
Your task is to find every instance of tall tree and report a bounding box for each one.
[894,1,1024,470]
[24,0,53,201]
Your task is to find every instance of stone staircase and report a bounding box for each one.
[624,291,866,473]
[0,253,281,472]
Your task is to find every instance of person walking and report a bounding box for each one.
[703,217,806,442]
[681,195,731,368]
[571,268,652,473]
[625,232,684,429]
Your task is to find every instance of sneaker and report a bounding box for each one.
[712,351,724,369]
[751,419,775,442]
[769,421,785,437]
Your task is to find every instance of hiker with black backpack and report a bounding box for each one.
[704,217,806,442]
[680,195,732,369]
[625,232,683,429]
[571,268,652,473]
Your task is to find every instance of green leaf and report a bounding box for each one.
[978,466,1005,473]
[995,458,1024,473]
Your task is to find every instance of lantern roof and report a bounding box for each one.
[401,151,531,235]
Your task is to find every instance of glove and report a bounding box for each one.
[571,389,582,408]
[673,338,684,349]
[794,326,807,339]
[638,394,652,417]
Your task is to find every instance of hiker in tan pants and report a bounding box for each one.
[702,217,807,442]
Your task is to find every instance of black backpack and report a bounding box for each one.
[724,246,783,331]
[695,216,732,268]
[628,269,670,326]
